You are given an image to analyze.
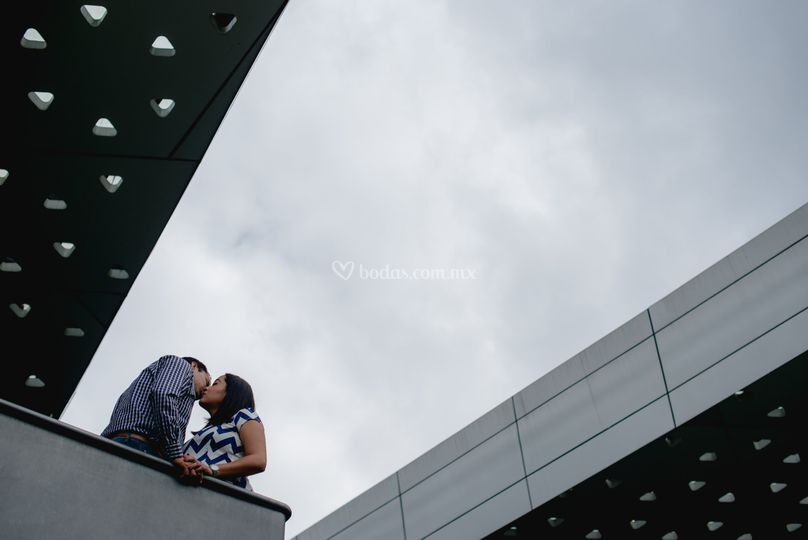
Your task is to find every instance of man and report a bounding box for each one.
[102,355,211,475]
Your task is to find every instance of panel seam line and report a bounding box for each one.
[511,397,533,508]
[647,309,677,426]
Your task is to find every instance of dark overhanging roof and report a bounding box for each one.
[487,349,808,539]
[1,0,289,417]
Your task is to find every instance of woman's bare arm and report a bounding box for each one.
[186,420,266,480]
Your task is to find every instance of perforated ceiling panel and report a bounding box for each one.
[487,350,808,540]
[1,1,288,417]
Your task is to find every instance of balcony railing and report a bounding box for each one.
[0,398,291,539]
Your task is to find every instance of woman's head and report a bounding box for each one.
[200,373,255,425]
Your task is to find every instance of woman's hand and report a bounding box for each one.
[181,455,212,483]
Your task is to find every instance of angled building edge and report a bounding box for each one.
[295,202,808,540]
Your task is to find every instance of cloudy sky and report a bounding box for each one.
[62,0,808,536]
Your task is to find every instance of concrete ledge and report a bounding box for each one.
[0,398,290,540]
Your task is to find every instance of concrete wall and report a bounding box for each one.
[294,202,808,540]
[0,399,291,540]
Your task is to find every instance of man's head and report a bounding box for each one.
[183,356,211,399]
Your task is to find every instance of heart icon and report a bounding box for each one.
[10,303,31,318]
[332,260,355,280]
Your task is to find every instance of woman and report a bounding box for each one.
[181,374,267,490]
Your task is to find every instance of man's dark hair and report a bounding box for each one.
[208,373,256,426]
[182,356,208,374]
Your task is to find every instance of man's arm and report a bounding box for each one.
[149,355,192,461]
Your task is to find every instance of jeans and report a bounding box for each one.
[111,435,161,458]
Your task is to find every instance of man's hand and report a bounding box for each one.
[180,455,212,483]
[173,457,202,484]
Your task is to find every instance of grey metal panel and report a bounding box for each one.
[670,306,808,425]
[513,312,652,418]
[527,397,674,509]
[295,474,400,540]
[424,480,531,540]
[0,403,288,540]
[650,202,808,330]
[329,499,405,540]
[518,338,665,475]
[655,237,808,390]
[401,424,524,540]
[398,398,515,492]
[297,206,808,540]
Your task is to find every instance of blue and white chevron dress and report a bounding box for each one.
[183,407,262,490]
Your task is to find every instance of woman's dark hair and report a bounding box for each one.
[208,373,256,426]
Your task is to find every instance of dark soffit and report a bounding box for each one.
[0,0,289,417]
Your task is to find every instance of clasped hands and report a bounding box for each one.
[173,455,213,484]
